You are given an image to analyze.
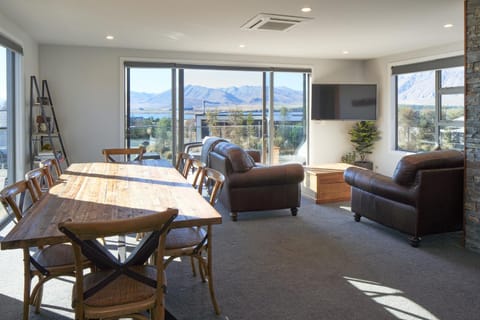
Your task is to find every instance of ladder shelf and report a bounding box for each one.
[29,76,69,170]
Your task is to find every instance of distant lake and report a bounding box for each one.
[131,110,305,122]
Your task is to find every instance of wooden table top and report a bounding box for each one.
[304,163,355,174]
[0,161,222,250]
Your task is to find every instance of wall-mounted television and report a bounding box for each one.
[311,84,377,120]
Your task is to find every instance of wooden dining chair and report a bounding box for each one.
[175,152,193,178]
[190,158,206,189]
[102,146,146,163]
[25,167,53,199]
[164,167,225,315]
[40,158,62,184]
[58,208,178,320]
[0,180,91,320]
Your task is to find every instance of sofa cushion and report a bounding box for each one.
[213,142,255,173]
[201,137,228,166]
[392,150,464,186]
[229,164,304,188]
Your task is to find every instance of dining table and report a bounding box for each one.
[0,159,222,250]
[0,159,223,319]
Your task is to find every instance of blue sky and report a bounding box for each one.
[130,68,304,93]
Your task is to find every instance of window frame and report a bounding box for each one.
[393,56,464,152]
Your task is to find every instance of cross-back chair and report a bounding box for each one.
[102,146,146,163]
[199,167,225,205]
[190,159,206,189]
[40,158,62,184]
[164,167,225,315]
[58,208,178,320]
[0,180,91,320]
[175,152,193,179]
[24,167,53,199]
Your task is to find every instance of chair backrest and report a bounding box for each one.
[25,167,53,199]
[184,141,203,154]
[200,167,225,205]
[58,208,178,313]
[201,137,228,166]
[102,146,146,163]
[41,158,62,183]
[191,159,206,189]
[0,180,38,222]
[175,152,193,178]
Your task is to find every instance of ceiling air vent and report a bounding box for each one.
[241,13,312,32]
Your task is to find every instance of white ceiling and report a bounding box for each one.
[0,0,464,59]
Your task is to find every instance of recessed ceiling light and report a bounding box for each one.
[443,23,454,28]
[342,50,349,55]
[301,7,312,13]
[106,35,114,40]
[239,44,246,48]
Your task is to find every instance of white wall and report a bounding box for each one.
[0,10,39,181]
[309,61,368,165]
[39,45,368,163]
[365,41,464,175]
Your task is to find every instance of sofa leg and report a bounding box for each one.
[409,236,421,247]
[230,212,238,221]
[354,213,361,222]
[291,208,298,216]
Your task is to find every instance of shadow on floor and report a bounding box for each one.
[0,293,72,320]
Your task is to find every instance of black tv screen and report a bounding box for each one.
[311,84,377,120]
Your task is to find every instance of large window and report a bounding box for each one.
[394,56,464,152]
[0,47,7,186]
[125,63,310,164]
[0,34,22,224]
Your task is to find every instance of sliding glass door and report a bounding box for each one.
[125,66,175,159]
[271,72,308,164]
[124,63,309,165]
[183,69,265,153]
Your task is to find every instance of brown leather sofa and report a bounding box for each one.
[208,141,305,221]
[344,150,464,247]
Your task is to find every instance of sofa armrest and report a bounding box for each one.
[344,167,416,206]
[228,164,304,188]
[246,149,261,163]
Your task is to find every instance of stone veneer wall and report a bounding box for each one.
[465,0,480,253]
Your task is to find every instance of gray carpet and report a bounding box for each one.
[1,196,480,320]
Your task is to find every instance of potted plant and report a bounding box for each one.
[348,120,381,170]
[341,151,356,164]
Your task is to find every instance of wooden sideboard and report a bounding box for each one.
[302,163,353,204]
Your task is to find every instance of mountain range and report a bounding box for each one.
[131,85,303,112]
[397,67,464,106]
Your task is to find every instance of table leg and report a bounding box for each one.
[207,225,220,314]
[118,234,126,262]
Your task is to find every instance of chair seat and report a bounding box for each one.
[32,243,87,270]
[165,227,206,250]
[74,265,158,308]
